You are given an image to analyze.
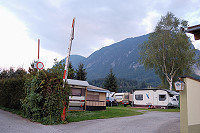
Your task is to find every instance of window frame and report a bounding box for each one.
[135,94,143,100]
[159,94,166,101]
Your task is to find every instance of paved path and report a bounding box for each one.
[0,109,180,133]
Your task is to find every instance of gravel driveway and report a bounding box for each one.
[0,109,180,133]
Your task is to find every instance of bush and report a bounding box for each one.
[21,70,71,124]
[0,68,26,109]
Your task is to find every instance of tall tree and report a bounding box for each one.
[68,62,75,79]
[50,58,76,79]
[76,63,87,81]
[139,12,196,90]
[104,69,118,92]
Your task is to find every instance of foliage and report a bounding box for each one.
[139,12,196,90]
[89,78,148,92]
[76,63,87,81]
[0,68,26,109]
[51,59,76,79]
[104,69,118,92]
[21,69,71,124]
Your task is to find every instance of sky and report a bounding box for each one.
[0,0,200,70]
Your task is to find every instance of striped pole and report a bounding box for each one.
[38,39,40,61]
[63,18,75,84]
[61,18,75,121]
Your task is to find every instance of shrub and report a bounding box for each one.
[0,68,26,109]
[21,70,71,124]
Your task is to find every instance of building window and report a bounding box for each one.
[159,95,166,101]
[135,94,143,100]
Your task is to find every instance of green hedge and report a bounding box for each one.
[21,70,71,124]
[0,67,71,124]
[0,77,25,109]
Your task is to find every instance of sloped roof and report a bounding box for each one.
[67,79,109,93]
[67,79,89,87]
[132,88,179,95]
[187,24,200,33]
[87,85,110,93]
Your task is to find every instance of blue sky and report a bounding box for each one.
[0,0,200,69]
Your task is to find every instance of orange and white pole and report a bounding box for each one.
[38,39,40,61]
[63,18,75,84]
[61,18,75,121]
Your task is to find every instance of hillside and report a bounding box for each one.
[69,34,160,86]
[68,34,200,87]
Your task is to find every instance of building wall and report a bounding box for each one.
[180,78,188,133]
[186,78,200,132]
[180,77,200,133]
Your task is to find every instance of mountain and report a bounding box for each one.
[70,55,86,69]
[69,34,160,86]
[69,34,200,87]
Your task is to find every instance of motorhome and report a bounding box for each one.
[133,89,179,108]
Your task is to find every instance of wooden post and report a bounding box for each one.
[85,87,87,111]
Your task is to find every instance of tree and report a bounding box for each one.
[104,69,118,92]
[68,62,76,79]
[76,63,87,81]
[139,12,196,90]
[50,58,76,79]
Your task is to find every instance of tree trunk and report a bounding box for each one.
[168,77,173,91]
[169,81,173,91]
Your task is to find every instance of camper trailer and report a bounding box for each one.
[113,93,125,103]
[67,79,109,111]
[133,89,179,108]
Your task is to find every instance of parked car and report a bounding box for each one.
[106,92,118,106]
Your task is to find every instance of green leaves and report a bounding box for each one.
[21,70,71,124]
[139,12,196,90]
[76,63,87,81]
[104,69,118,92]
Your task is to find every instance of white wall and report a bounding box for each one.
[186,78,200,126]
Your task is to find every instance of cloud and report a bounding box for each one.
[0,6,64,70]
[1,0,200,61]
[141,11,161,34]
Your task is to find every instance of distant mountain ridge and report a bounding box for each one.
[70,34,160,86]
[69,34,200,87]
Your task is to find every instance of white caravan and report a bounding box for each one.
[113,93,125,103]
[133,89,179,108]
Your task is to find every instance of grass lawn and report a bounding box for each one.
[67,106,143,122]
[67,105,179,123]
[0,105,179,124]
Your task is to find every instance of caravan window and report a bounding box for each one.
[135,94,143,100]
[115,95,123,99]
[71,88,82,96]
[159,95,166,101]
